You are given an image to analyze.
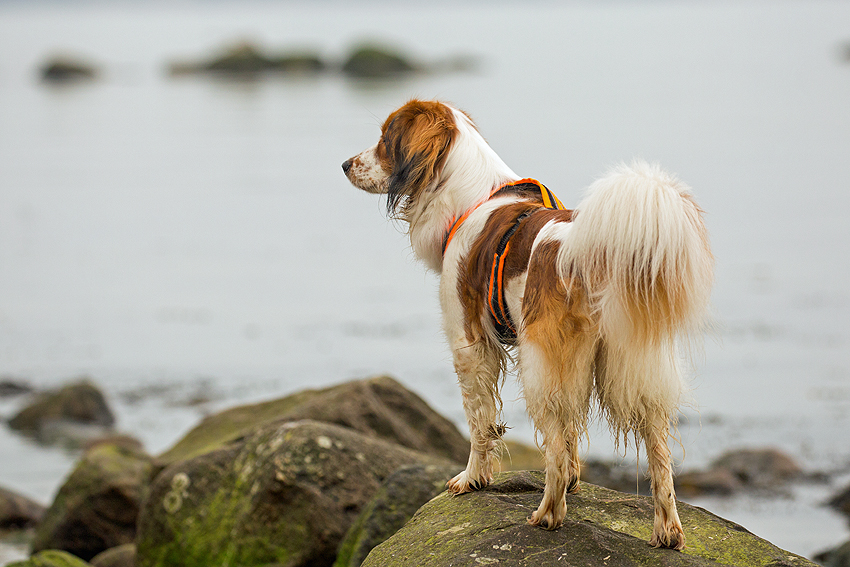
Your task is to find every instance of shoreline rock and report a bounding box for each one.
[30,440,152,561]
[362,470,818,566]
[136,420,459,567]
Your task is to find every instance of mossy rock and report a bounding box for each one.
[31,441,152,561]
[5,549,92,567]
[334,463,462,567]
[156,375,468,471]
[362,470,818,567]
[136,420,458,567]
[341,45,416,78]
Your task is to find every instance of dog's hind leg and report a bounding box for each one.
[520,268,596,530]
[446,340,504,494]
[596,343,686,549]
[642,407,685,550]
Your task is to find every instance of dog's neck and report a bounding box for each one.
[407,108,519,272]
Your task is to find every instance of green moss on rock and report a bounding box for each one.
[362,470,818,567]
[136,420,457,567]
[6,549,92,567]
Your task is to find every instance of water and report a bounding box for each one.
[1,0,849,561]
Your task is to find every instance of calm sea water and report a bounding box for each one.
[1,0,849,560]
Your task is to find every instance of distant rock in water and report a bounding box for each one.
[0,377,33,398]
[0,486,46,530]
[40,56,98,83]
[7,379,115,446]
[341,44,417,78]
[168,42,325,78]
[362,470,819,567]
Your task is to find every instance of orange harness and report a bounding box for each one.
[441,179,567,342]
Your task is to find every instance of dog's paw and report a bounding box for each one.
[446,470,491,494]
[650,524,686,550]
[528,508,563,530]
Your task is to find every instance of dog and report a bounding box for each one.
[342,99,713,550]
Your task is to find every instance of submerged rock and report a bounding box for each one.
[136,420,458,567]
[40,57,97,83]
[31,441,152,561]
[341,44,417,78]
[334,463,462,567]
[168,42,324,77]
[8,379,115,445]
[0,486,45,530]
[156,374,468,471]
[362,470,817,566]
[6,549,92,567]
[0,378,34,398]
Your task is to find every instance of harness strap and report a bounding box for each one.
[441,178,567,343]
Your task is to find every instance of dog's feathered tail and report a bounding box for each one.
[556,161,714,438]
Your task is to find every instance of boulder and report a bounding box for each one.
[5,550,92,567]
[675,467,742,498]
[30,441,153,561]
[89,544,135,567]
[710,447,802,488]
[341,45,417,78]
[334,463,462,567]
[8,380,115,445]
[362,470,817,567]
[0,486,46,530]
[156,375,468,470]
[136,420,458,567]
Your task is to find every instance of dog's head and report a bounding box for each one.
[342,99,459,218]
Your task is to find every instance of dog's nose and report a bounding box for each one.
[341,159,352,174]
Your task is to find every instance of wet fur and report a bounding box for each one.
[343,99,713,550]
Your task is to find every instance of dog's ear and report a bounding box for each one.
[384,103,456,216]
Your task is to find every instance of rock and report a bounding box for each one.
[30,441,153,561]
[828,482,850,519]
[710,447,802,488]
[8,380,115,445]
[676,467,742,498]
[0,378,33,398]
[341,44,417,78]
[40,57,97,83]
[334,463,462,567]
[136,420,457,567]
[168,42,325,77]
[89,544,135,567]
[362,470,817,567]
[815,540,850,567]
[0,486,45,530]
[5,550,92,567]
[156,375,468,471]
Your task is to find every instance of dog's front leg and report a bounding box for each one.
[446,340,503,494]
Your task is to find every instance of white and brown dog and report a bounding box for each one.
[342,99,713,550]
